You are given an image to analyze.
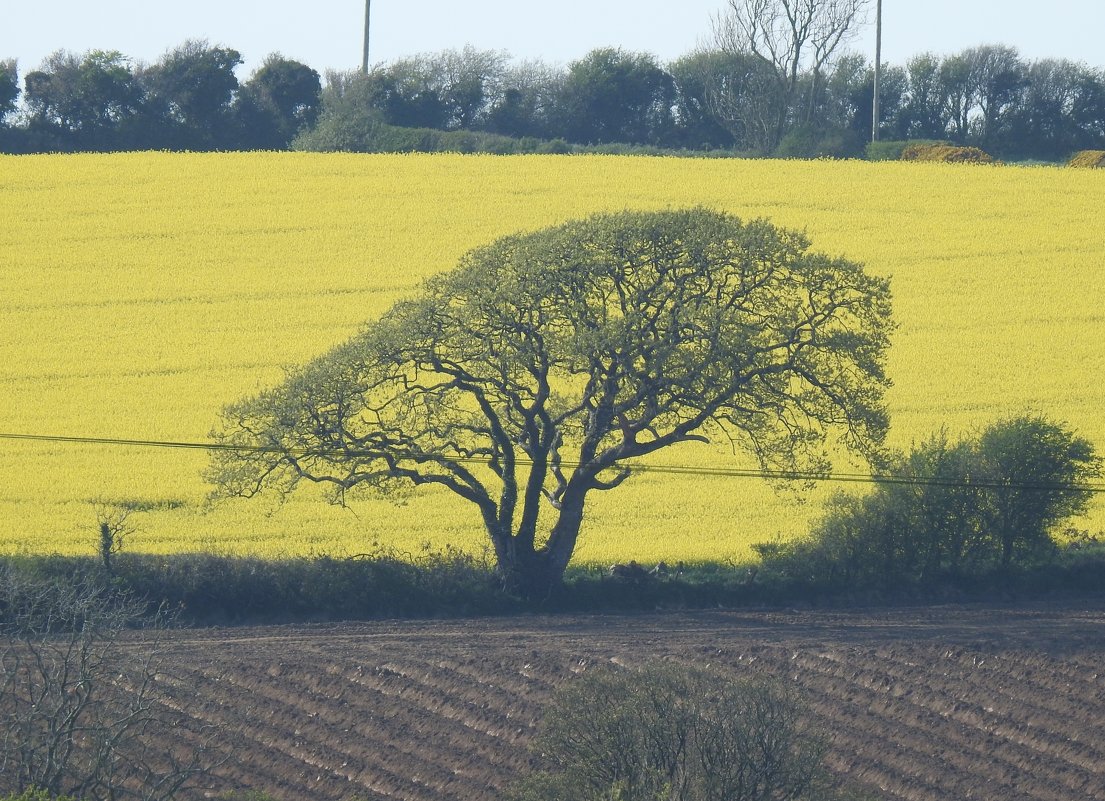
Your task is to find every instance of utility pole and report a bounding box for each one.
[872,0,882,142]
[362,0,372,74]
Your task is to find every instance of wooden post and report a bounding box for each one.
[362,0,372,74]
[872,0,882,142]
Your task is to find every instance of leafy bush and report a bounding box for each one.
[296,119,573,155]
[899,143,996,163]
[110,545,508,623]
[760,416,1101,591]
[511,661,830,801]
[774,124,866,159]
[1068,150,1105,168]
[295,115,742,157]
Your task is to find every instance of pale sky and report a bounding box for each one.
[3,1,1103,79]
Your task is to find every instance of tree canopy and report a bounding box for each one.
[209,208,893,595]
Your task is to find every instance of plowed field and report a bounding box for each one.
[138,601,1105,801]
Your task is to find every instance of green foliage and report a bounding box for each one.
[3,540,1105,626]
[115,547,505,623]
[293,68,571,155]
[511,661,828,801]
[297,119,569,154]
[664,51,738,150]
[289,71,385,152]
[209,209,893,595]
[558,48,677,146]
[0,59,18,121]
[237,55,322,149]
[761,416,1101,590]
[774,124,865,159]
[977,416,1101,564]
[140,40,243,149]
[22,50,143,149]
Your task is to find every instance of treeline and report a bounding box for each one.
[0,41,322,152]
[3,40,1105,161]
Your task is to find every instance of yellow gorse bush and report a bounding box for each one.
[1,152,1103,564]
[1069,150,1105,168]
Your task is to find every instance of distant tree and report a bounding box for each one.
[963,44,1026,150]
[900,53,950,139]
[835,56,909,141]
[23,50,142,150]
[976,415,1100,566]
[139,40,242,149]
[556,47,677,145]
[355,47,508,131]
[778,52,891,156]
[510,662,829,801]
[1068,64,1105,146]
[937,53,976,142]
[358,56,448,129]
[434,46,510,129]
[483,86,534,138]
[1007,59,1105,159]
[0,59,18,122]
[208,208,892,596]
[767,416,1101,588]
[483,59,563,139]
[667,50,739,149]
[291,69,385,151]
[692,48,785,153]
[713,0,871,151]
[237,54,321,149]
[0,60,20,151]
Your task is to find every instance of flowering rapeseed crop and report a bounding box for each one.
[1,152,1102,564]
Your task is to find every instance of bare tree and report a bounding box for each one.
[0,568,220,800]
[713,0,871,151]
[94,503,137,574]
[703,50,786,153]
[512,661,829,801]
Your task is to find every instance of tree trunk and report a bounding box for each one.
[495,545,563,601]
[493,484,590,601]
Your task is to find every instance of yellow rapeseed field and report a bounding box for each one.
[1,152,1103,564]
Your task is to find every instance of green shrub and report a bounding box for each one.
[774,124,866,159]
[1068,150,1105,168]
[296,120,570,156]
[109,545,508,623]
[510,661,829,801]
[760,415,1101,592]
[899,142,996,163]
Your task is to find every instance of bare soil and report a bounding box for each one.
[147,600,1105,801]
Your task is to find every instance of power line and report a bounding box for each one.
[3,431,1105,494]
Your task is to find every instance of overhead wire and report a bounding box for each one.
[3,431,1105,494]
